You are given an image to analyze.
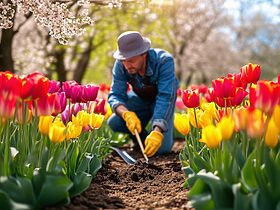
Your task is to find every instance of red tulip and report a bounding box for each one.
[212,76,236,98]
[181,89,200,108]
[254,80,280,115]
[240,63,261,84]
[26,72,50,99]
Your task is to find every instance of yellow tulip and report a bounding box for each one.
[265,118,279,148]
[49,119,66,143]
[90,113,104,129]
[217,116,235,140]
[104,104,113,120]
[199,125,222,148]
[189,108,203,128]
[272,105,280,129]
[174,113,190,135]
[201,101,217,120]
[76,110,91,127]
[39,116,54,135]
[199,110,214,128]
[66,121,82,140]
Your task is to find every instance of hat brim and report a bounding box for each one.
[113,37,151,60]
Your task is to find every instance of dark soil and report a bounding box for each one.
[52,139,191,209]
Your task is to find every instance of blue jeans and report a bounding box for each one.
[107,91,175,154]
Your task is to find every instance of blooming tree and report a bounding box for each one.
[0,0,136,72]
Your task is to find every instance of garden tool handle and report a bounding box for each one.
[134,129,149,163]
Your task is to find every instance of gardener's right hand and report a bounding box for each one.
[122,111,142,135]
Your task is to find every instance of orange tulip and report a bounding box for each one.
[247,108,266,139]
[233,107,249,131]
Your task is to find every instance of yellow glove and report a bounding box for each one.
[122,111,142,135]
[144,131,164,157]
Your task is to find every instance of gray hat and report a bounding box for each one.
[113,31,151,60]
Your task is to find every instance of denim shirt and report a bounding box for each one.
[108,48,179,132]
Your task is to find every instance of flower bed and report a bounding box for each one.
[0,72,114,209]
[176,63,280,210]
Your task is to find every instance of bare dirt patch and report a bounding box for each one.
[51,139,191,209]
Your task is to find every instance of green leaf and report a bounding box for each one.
[89,155,102,176]
[69,172,92,197]
[188,193,215,210]
[232,183,252,210]
[35,173,73,208]
[241,152,258,191]
[0,190,13,210]
[0,176,34,205]
[0,190,31,210]
[182,166,194,177]
[188,170,233,209]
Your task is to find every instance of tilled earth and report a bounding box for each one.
[52,139,191,209]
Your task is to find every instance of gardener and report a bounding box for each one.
[107,31,179,157]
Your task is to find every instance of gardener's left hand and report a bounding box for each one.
[144,130,163,157]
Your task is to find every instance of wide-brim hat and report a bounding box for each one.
[113,31,151,60]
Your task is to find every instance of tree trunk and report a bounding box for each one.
[73,38,93,83]
[0,27,15,73]
[54,48,67,82]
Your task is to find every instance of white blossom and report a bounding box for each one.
[0,0,123,44]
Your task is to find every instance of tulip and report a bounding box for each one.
[26,72,50,99]
[62,80,79,98]
[18,75,33,99]
[39,116,54,135]
[104,104,113,120]
[48,80,61,93]
[181,89,200,108]
[49,119,66,143]
[52,92,67,116]
[65,121,82,140]
[199,125,222,148]
[0,93,17,119]
[230,87,248,107]
[174,113,190,135]
[217,116,235,140]
[212,76,236,99]
[272,105,280,129]
[228,72,247,89]
[265,118,279,148]
[233,107,249,131]
[247,108,266,139]
[200,101,218,120]
[254,80,279,115]
[189,108,203,128]
[199,112,214,128]
[35,93,56,116]
[175,97,186,111]
[76,110,91,127]
[89,98,106,115]
[16,102,32,124]
[81,84,99,102]
[90,113,104,129]
[240,63,261,84]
